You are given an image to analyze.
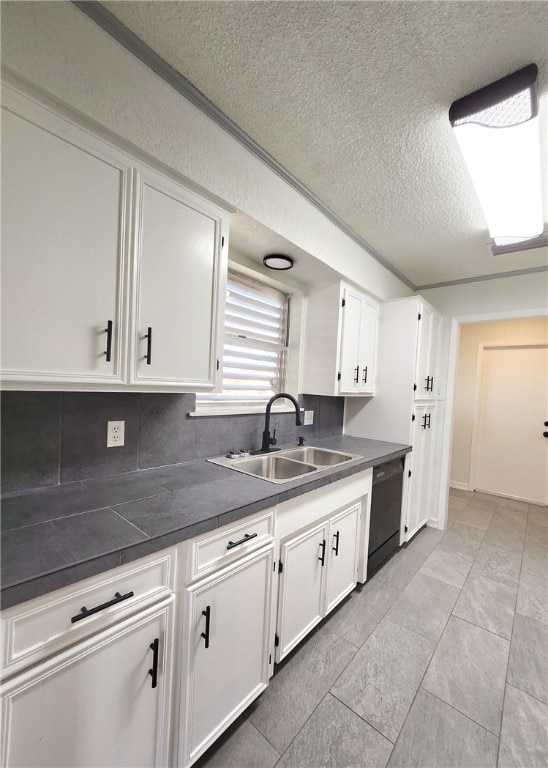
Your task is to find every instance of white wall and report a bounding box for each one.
[451,317,548,488]
[1,0,411,302]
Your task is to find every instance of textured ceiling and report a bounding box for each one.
[102,1,548,287]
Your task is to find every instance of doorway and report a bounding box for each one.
[471,343,547,505]
[444,315,548,522]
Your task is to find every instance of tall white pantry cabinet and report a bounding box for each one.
[345,296,441,541]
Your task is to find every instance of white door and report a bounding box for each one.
[182,546,273,767]
[475,345,548,505]
[358,299,378,394]
[131,168,225,389]
[1,600,174,768]
[276,521,329,661]
[325,504,360,614]
[1,106,128,385]
[338,288,361,394]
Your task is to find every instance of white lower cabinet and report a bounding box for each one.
[276,521,329,659]
[325,504,360,613]
[1,598,174,768]
[179,545,274,768]
[276,502,361,662]
[405,404,435,540]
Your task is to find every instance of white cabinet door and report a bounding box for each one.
[131,169,227,389]
[338,287,362,394]
[181,546,273,767]
[415,304,440,401]
[1,104,129,385]
[325,504,360,614]
[358,298,378,394]
[276,521,329,661]
[1,599,174,768]
[405,405,434,540]
[339,287,378,396]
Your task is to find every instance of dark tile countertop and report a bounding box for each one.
[1,436,411,609]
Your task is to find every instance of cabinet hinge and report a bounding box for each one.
[221,236,225,248]
[405,525,408,532]
[275,634,280,647]
[337,372,341,381]
[408,470,412,478]
[278,561,283,574]
[342,298,346,307]
[418,313,422,320]
[413,383,417,391]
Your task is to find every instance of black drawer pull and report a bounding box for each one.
[148,638,159,689]
[71,590,134,623]
[104,320,113,363]
[354,366,360,384]
[318,539,326,566]
[333,531,340,556]
[362,366,368,384]
[201,605,211,649]
[226,532,258,550]
[145,327,152,365]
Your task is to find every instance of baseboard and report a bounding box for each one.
[449,481,470,491]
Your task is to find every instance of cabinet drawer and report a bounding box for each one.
[187,509,274,583]
[1,548,176,677]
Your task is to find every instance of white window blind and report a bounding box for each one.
[197,271,289,409]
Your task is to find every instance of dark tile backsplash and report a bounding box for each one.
[1,392,344,494]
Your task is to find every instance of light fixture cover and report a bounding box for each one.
[449,64,543,246]
[263,254,294,270]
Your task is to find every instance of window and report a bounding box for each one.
[197,270,290,412]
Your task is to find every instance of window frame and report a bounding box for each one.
[193,267,301,416]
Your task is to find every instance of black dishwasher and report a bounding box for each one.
[367,458,404,577]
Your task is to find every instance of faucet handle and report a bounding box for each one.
[270,428,277,446]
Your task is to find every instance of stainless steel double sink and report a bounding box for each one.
[209,446,361,484]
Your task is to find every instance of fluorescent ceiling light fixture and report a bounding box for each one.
[449,64,543,247]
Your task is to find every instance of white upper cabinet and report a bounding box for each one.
[1,95,129,386]
[414,303,440,401]
[1,78,230,391]
[130,168,227,389]
[303,282,378,397]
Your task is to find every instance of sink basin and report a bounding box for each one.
[231,455,317,482]
[207,445,361,483]
[279,447,355,466]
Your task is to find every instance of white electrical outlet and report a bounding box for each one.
[107,420,125,448]
[304,410,314,426]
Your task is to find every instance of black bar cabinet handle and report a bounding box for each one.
[201,605,211,649]
[422,414,427,429]
[71,590,134,623]
[362,366,368,384]
[430,376,434,392]
[104,320,113,363]
[148,638,159,689]
[333,531,340,556]
[354,366,360,384]
[226,532,257,551]
[145,327,152,365]
[318,539,326,566]
[427,413,432,429]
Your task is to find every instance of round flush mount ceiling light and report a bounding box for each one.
[263,253,294,270]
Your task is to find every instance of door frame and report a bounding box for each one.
[436,307,547,530]
[468,342,547,495]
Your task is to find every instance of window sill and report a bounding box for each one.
[189,405,303,418]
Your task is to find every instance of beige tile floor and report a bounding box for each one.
[195,490,548,768]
